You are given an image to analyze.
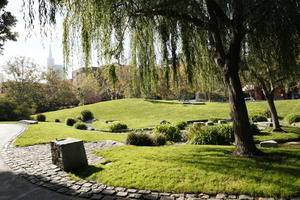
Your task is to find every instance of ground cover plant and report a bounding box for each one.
[36,99,300,130]
[71,145,300,198]
[13,122,127,147]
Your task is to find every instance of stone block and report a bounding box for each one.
[205,122,214,126]
[260,140,278,148]
[218,120,227,124]
[50,138,88,171]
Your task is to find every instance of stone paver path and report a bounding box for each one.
[1,124,299,200]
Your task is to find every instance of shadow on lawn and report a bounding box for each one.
[70,165,103,179]
[144,99,180,105]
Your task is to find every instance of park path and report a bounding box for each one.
[0,124,81,200]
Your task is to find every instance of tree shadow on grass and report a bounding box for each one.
[144,99,180,105]
[69,165,103,179]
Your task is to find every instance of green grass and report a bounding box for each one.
[37,98,300,130]
[0,121,19,124]
[254,126,300,143]
[13,122,127,147]
[70,145,300,198]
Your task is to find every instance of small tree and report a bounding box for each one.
[0,0,17,54]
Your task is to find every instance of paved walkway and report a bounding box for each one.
[0,124,80,200]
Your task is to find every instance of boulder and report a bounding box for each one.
[51,138,88,171]
[260,140,278,148]
[218,120,227,124]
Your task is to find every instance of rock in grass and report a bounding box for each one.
[260,140,278,148]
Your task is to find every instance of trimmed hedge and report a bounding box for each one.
[109,122,128,132]
[153,124,182,142]
[74,122,88,130]
[36,114,46,122]
[66,118,77,126]
[126,132,153,146]
[188,124,234,145]
[81,110,94,121]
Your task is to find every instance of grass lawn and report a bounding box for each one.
[254,126,300,143]
[13,122,127,147]
[70,145,300,198]
[38,98,300,130]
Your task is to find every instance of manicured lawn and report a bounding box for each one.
[71,145,300,198]
[13,122,127,147]
[254,126,300,143]
[38,98,300,130]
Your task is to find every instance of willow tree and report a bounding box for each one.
[24,0,300,156]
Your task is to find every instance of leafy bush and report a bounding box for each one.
[81,110,94,121]
[261,109,271,118]
[36,114,46,122]
[251,115,268,122]
[126,132,153,146]
[55,119,60,123]
[151,133,167,145]
[109,122,128,132]
[74,122,88,130]
[175,121,187,130]
[153,124,182,142]
[189,125,234,145]
[285,113,300,124]
[0,98,34,121]
[66,118,77,126]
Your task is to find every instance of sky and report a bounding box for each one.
[0,0,72,77]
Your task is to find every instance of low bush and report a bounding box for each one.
[109,122,128,132]
[153,124,182,142]
[74,122,88,130]
[55,119,60,123]
[0,98,34,121]
[36,114,46,122]
[285,113,300,124]
[251,115,268,122]
[189,124,234,145]
[126,132,153,146]
[66,118,77,126]
[81,110,94,121]
[151,133,167,145]
[261,109,271,118]
[175,121,187,130]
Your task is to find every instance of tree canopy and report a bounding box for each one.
[23,0,300,156]
[0,0,17,54]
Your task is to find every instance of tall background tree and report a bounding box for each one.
[0,0,17,54]
[24,0,300,156]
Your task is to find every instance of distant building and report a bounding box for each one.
[47,46,66,79]
[72,67,100,82]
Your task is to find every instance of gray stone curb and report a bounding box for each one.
[0,127,298,200]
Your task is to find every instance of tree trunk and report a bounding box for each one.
[224,68,261,157]
[262,89,283,132]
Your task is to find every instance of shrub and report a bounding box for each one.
[285,113,300,124]
[36,114,46,122]
[175,121,187,130]
[261,109,271,118]
[153,124,182,142]
[151,133,167,145]
[0,98,34,121]
[250,123,261,135]
[55,119,60,123]
[126,132,153,146]
[251,115,268,122]
[74,122,88,130]
[81,110,94,121]
[66,118,77,126]
[109,122,128,132]
[189,125,234,145]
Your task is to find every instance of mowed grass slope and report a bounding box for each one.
[72,145,300,198]
[40,98,300,130]
[13,122,127,147]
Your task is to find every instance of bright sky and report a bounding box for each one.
[0,0,71,75]
[0,0,132,78]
